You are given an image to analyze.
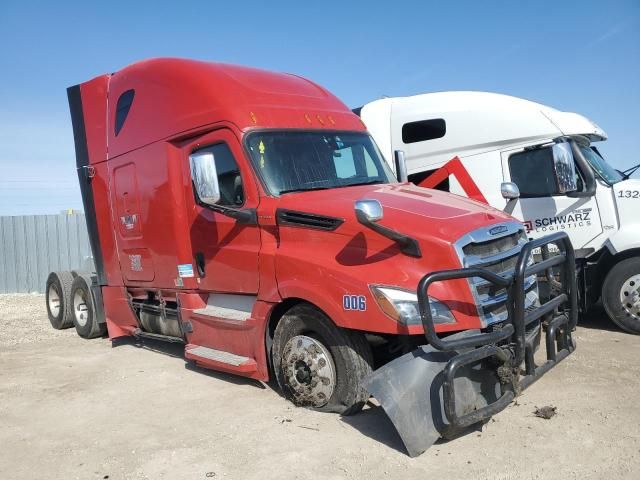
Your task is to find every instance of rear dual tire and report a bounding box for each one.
[45,271,75,329]
[272,304,373,415]
[70,275,106,339]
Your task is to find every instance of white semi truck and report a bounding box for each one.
[356,92,640,334]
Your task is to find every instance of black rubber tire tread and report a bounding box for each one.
[70,275,106,339]
[272,303,373,415]
[602,257,640,335]
[45,271,75,329]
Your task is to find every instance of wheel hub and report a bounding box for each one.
[619,274,640,320]
[73,290,89,327]
[48,285,61,316]
[281,335,335,408]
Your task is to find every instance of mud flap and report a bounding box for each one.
[364,330,502,457]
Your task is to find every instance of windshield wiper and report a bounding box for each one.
[622,163,640,180]
[334,179,385,189]
[279,180,385,195]
[279,186,331,195]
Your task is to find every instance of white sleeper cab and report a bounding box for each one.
[357,91,640,334]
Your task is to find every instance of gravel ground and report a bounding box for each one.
[0,293,639,480]
[0,293,69,347]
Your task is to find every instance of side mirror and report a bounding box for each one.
[501,182,520,200]
[190,151,221,206]
[552,142,578,193]
[394,150,408,183]
[355,199,383,223]
[354,198,421,257]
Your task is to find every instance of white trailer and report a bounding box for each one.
[357,92,640,334]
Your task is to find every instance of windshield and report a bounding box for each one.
[580,145,624,185]
[246,131,395,195]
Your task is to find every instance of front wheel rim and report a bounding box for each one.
[73,290,89,327]
[281,335,336,408]
[619,274,640,321]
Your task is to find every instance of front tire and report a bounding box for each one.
[602,257,640,334]
[70,275,106,339]
[272,304,373,415]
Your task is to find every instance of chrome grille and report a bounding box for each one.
[462,232,521,257]
[455,222,539,327]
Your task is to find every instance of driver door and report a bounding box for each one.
[500,144,602,251]
[185,128,261,294]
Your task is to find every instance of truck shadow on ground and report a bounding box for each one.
[111,336,266,389]
[578,306,623,333]
[340,401,483,456]
[339,402,406,454]
[110,336,485,455]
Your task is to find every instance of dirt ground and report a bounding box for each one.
[1,294,638,480]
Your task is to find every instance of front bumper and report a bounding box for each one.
[365,232,577,456]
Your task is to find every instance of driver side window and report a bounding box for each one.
[193,143,245,207]
[509,148,559,197]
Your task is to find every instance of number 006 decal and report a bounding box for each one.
[343,295,366,311]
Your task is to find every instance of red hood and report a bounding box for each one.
[272,183,520,336]
[276,183,514,243]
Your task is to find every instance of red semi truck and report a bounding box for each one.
[46,58,577,456]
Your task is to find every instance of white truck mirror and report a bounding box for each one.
[394,150,408,183]
[552,143,578,194]
[501,182,520,200]
[190,151,221,206]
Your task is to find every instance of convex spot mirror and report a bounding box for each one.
[355,199,383,223]
[501,182,520,200]
[552,142,578,194]
[190,151,221,206]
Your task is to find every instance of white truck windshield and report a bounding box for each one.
[246,131,395,195]
[581,146,624,184]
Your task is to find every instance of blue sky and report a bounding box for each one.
[0,0,638,215]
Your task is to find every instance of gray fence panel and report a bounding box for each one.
[34,215,49,290]
[0,219,5,291]
[14,216,29,292]
[0,217,16,292]
[0,214,95,293]
[3,217,17,293]
[24,216,39,293]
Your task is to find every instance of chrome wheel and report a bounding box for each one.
[281,335,336,408]
[620,274,640,320]
[47,284,61,317]
[73,290,89,327]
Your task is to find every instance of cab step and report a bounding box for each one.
[192,293,255,322]
[133,328,185,344]
[185,344,258,373]
[193,304,251,321]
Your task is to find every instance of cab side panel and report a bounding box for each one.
[107,142,197,290]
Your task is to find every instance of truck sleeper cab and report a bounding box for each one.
[46,59,577,457]
[358,91,640,334]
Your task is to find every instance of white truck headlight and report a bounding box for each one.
[370,286,456,326]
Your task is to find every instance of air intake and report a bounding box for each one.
[276,209,344,231]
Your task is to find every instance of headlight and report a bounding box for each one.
[370,286,456,326]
